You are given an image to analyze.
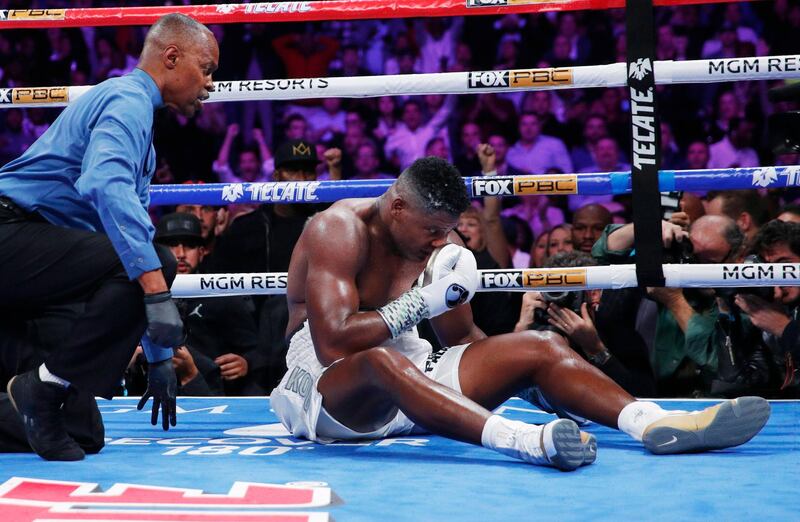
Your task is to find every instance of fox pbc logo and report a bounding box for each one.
[482,269,587,289]
[0,9,66,21]
[0,87,68,105]
[468,68,573,89]
[0,477,331,522]
[472,175,577,197]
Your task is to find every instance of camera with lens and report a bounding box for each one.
[530,290,586,336]
[663,237,695,264]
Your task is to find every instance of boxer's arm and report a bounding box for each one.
[428,231,487,346]
[430,304,487,347]
[304,211,394,366]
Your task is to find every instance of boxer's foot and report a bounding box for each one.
[642,397,770,454]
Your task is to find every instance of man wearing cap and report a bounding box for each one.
[215,139,339,390]
[154,212,263,395]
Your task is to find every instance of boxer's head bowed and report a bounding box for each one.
[381,157,470,262]
[139,13,219,118]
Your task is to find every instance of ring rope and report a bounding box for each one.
[0,0,745,30]
[170,263,800,299]
[149,166,800,206]
[3,54,798,109]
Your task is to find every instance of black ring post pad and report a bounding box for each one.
[626,0,665,287]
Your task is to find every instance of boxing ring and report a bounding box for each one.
[1,0,800,520]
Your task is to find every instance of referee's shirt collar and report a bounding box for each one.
[131,67,164,109]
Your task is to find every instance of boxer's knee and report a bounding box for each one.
[154,243,178,286]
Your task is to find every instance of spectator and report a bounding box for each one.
[352,141,394,180]
[514,251,656,396]
[547,223,574,257]
[704,190,769,242]
[572,203,612,254]
[284,113,309,141]
[702,22,740,60]
[507,112,573,174]
[384,97,453,171]
[660,122,684,170]
[425,136,450,161]
[529,230,550,268]
[331,45,371,77]
[273,30,339,79]
[308,97,347,144]
[453,122,482,177]
[685,140,710,170]
[373,96,400,143]
[706,90,742,144]
[521,91,568,143]
[594,215,746,396]
[731,220,800,395]
[465,93,519,141]
[214,139,329,390]
[155,212,264,395]
[416,18,462,73]
[173,199,228,272]
[214,124,273,183]
[708,118,760,169]
[502,215,534,268]
[574,137,628,210]
[570,114,609,172]
[778,204,800,224]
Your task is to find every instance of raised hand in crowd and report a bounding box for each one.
[476,142,511,268]
[324,147,343,180]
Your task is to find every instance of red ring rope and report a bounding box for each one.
[0,0,752,30]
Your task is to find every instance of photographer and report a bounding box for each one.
[515,251,656,396]
[719,220,800,396]
[592,215,746,396]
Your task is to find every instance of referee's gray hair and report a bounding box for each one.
[144,13,212,51]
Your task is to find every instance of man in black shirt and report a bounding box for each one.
[155,212,262,395]
[214,139,325,389]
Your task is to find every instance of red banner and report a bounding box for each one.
[0,1,750,29]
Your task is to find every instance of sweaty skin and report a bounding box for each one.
[286,192,632,439]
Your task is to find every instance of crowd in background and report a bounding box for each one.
[1,0,800,400]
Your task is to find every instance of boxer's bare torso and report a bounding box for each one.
[286,197,454,340]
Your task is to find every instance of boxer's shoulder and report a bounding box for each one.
[303,202,372,259]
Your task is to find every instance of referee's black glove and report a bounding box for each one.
[137,359,177,430]
[143,291,184,347]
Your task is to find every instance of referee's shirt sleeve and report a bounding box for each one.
[75,91,161,280]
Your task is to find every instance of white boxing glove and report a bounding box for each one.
[417,243,479,316]
[377,244,479,338]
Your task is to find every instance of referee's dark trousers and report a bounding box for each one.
[0,197,177,399]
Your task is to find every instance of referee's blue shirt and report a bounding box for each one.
[0,68,163,280]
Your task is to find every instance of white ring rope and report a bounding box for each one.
[170,263,800,298]
[3,54,799,108]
